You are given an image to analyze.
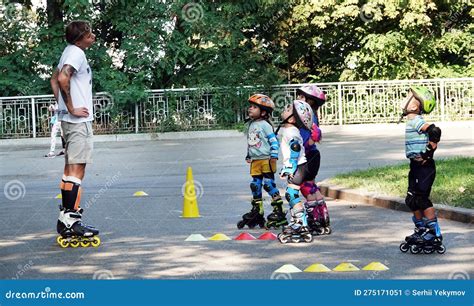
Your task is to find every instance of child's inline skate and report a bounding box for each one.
[277,207,313,244]
[400,218,445,254]
[305,200,323,235]
[56,206,100,248]
[400,217,425,253]
[306,200,331,235]
[237,199,265,229]
[408,229,445,254]
[317,200,331,234]
[265,199,288,229]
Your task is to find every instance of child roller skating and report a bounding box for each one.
[277,100,315,244]
[238,94,286,229]
[51,21,100,247]
[45,103,66,158]
[398,86,445,254]
[296,85,331,235]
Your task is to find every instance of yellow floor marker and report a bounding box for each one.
[333,262,360,272]
[208,233,231,241]
[304,263,332,273]
[362,262,389,271]
[133,191,148,197]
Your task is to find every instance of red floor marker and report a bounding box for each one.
[234,233,257,240]
[258,232,277,240]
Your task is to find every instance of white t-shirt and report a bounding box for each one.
[279,126,307,168]
[57,44,93,123]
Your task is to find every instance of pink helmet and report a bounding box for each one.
[296,85,326,107]
[293,100,314,130]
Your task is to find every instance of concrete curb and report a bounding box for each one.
[319,182,473,224]
[0,130,244,146]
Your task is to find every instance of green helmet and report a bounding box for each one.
[410,86,436,114]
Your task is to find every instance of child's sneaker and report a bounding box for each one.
[44,152,56,158]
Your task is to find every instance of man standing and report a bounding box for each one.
[50,20,100,247]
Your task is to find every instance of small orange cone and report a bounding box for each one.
[181,167,200,218]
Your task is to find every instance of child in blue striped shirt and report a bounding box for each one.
[399,86,445,254]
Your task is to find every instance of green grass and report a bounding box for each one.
[328,157,473,209]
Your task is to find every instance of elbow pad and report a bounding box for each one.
[426,124,441,143]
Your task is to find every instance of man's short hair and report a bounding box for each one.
[65,20,91,44]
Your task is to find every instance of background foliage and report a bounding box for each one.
[0,0,472,101]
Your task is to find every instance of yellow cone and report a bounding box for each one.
[362,262,389,271]
[133,191,148,197]
[181,167,200,218]
[208,233,231,241]
[304,263,332,273]
[55,193,62,199]
[333,262,360,272]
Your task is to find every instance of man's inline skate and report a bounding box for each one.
[56,205,100,248]
[265,199,288,229]
[237,199,265,229]
[277,207,313,244]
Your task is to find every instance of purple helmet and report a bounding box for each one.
[296,85,326,107]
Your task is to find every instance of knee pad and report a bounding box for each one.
[263,178,279,198]
[285,186,301,208]
[405,191,418,211]
[250,177,263,198]
[300,181,318,198]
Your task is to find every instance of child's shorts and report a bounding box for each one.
[62,121,93,165]
[250,159,276,176]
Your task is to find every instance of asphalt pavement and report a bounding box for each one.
[0,122,472,279]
